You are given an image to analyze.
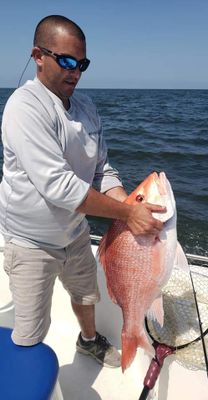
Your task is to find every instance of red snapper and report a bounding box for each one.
[98,172,188,371]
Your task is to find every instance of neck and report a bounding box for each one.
[63,98,70,110]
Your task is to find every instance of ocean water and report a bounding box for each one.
[0,88,207,256]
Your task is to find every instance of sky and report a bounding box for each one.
[0,0,208,89]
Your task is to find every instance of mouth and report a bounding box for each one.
[64,79,77,86]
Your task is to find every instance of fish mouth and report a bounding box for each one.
[159,171,167,183]
[158,172,168,195]
[158,172,176,221]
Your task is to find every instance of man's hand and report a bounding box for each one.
[126,202,166,235]
[76,187,166,236]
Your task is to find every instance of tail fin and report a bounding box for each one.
[121,333,137,372]
[121,330,154,372]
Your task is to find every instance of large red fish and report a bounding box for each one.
[98,172,188,372]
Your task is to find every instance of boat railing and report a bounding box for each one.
[0,234,207,267]
[90,234,208,267]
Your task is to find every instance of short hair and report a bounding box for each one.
[33,15,86,47]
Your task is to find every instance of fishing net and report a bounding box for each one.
[146,264,208,371]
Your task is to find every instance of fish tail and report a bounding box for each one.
[121,330,154,372]
[136,330,154,356]
[121,333,138,372]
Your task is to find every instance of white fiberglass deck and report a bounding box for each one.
[0,238,207,400]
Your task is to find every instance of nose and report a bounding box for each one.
[64,68,81,85]
[70,66,82,78]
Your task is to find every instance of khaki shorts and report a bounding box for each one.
[3,230,100,346]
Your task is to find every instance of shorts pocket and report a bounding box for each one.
[3,243,15,275]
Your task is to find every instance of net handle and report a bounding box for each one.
[138,341,175,399]
[138,386,150,400]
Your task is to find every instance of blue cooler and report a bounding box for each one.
[0,326,59,400]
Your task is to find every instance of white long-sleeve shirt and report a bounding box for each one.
[0,78,122,248]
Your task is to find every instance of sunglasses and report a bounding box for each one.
[38,47,90,72]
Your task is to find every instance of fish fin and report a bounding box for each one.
[121,330,154,372]
[136,330,154,356]
[97,234,118,305]
[97,234,107,273]
[105,284,118,305]
[147,295,164,327]
[121,333,137,372]
[174,241,189,271]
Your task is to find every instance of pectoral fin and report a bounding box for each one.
[147,295,164,326]
[174,241,189,271]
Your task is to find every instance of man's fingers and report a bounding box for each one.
[153,217,163,231]
[145,203,167,213]
[127,201,166,236]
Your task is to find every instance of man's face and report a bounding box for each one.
[35,31,86,105]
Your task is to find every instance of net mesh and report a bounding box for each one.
[147,265,208,370]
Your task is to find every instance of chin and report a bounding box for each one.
[65,88,76,99]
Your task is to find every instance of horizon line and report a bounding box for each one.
[0,86,208,91]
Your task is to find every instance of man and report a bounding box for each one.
[0,15,165,368]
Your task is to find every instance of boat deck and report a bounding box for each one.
[0,242,207,399]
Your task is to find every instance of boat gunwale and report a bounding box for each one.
[91,234,208,266]
[0,235,207,266]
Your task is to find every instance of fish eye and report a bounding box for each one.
[136,194,144,202]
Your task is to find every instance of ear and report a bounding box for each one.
[31,47,44,67]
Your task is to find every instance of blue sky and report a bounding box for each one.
[0,0,208,89]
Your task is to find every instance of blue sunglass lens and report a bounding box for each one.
[57,55,90,71]
[59,57,77,70]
